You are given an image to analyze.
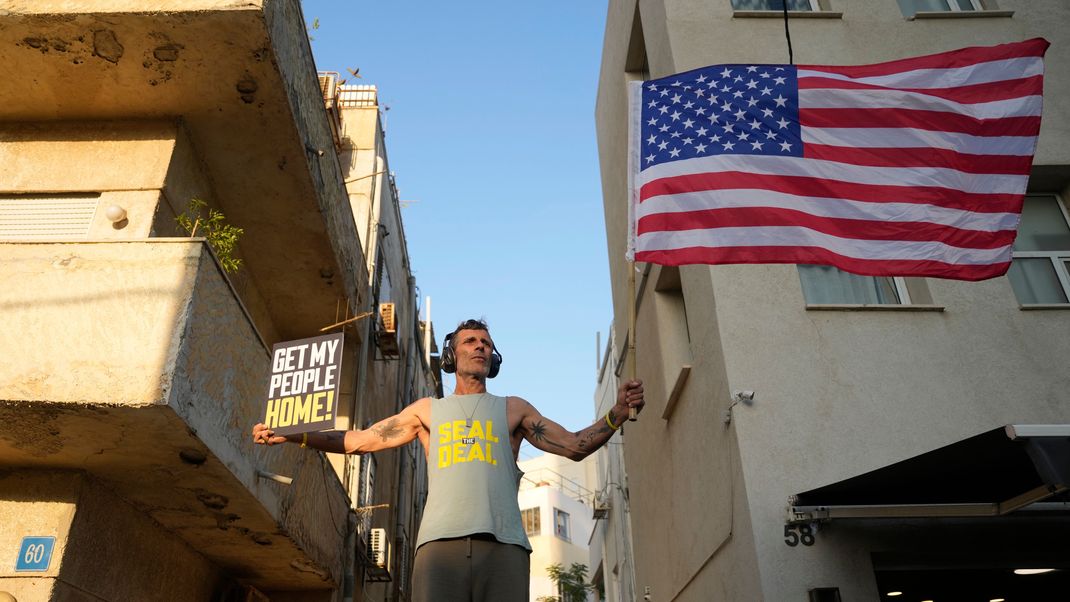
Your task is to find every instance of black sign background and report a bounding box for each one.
[263,332,344,436]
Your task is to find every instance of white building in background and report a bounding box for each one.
[518,453,599,601]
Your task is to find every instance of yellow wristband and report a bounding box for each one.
[605,411,620,431]
[300,433,308,448]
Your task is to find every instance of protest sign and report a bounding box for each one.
[263,332,343,436]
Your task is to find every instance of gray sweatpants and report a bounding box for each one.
[412,535,530,602]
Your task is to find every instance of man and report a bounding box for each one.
[252,318,645,601]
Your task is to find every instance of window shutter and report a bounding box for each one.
[0,195,99,240]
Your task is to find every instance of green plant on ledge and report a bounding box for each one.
[176,198,244,274]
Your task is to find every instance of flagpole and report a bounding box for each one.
[628,260,638,421]
[626,78,641,423]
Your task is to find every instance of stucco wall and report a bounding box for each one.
[263,0,368,306]
[0,470,223,602]
[596,0,1070,600]
[0,471,77,601]
[60,471,224,601]
[0,240,198,405]
[0,241,354,594]
[0,1,264,11]
[0,120,177,240]
[172,243,352,592]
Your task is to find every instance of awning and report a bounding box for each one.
[788,425,1070,524]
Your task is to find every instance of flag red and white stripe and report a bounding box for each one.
[628,38,1048,280]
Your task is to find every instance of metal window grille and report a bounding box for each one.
[521,507,540,536]
[338,85,378,108]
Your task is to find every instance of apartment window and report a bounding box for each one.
[798,265,912,304]
[896,0,982,16]
[732,0,818,10]
[521,507,540,537]
[553,508,571,541]
[1007,194,1070,305]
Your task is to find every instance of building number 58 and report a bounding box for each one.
[783,524,815,547]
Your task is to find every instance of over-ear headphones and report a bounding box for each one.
[441,331,503,378]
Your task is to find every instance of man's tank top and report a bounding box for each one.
[415,393,531,552]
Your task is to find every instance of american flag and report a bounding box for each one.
[628,38,1048,281]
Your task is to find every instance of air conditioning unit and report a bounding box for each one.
[369,528,387,568]
[377,303,400,357]
[592,493,611,520]
[379,303,396,333]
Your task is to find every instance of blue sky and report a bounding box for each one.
[302,1,615,451]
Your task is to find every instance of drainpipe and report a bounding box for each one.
[424,296,432,368]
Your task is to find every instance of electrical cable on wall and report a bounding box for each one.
[782,0,794,65]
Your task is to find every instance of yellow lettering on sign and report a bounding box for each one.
[310,391,326,422]
[278,396,294,427]
[265,398,280,428]
[293,393,313,425]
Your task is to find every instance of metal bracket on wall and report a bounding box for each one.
[723,390,755,424]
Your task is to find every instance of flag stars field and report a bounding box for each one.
[641,63,804,166]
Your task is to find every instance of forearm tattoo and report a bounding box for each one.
[371,418,403,442]
[527,420,568,452]
[577,423,613,449]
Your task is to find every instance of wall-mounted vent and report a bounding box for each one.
[0,194,99,240]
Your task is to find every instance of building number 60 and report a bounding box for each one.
[783,524,815,547]
[24,543,47,564]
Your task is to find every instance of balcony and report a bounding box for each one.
[0,240,351,591]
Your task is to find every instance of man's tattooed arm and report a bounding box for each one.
[371,418,404,442]
[516,382,642,460]
[576,422,614,450]
[526,420,571,453]
[523,415,618,461]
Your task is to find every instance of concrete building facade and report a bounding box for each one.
[0,2,437,601]
[333,81,442,602]
[596,1,1070,601]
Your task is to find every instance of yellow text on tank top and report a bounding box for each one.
[437,419,500,467]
